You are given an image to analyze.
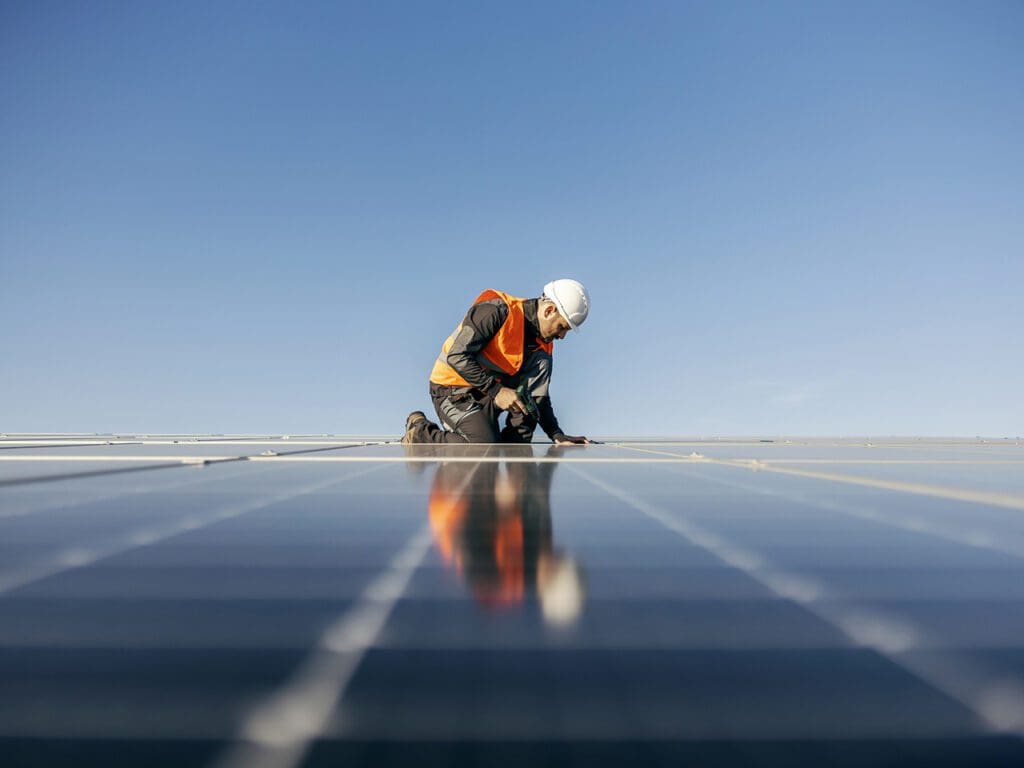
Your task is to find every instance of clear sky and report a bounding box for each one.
[2,1,1022,437]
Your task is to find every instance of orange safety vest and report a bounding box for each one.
[430,289,553,387]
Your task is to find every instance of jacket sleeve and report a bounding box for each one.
[536,397,565,442]
[445,301,508,398]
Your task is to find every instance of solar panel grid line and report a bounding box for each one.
[566,464,1024,738]
[177,440,360,446]
[211,527,434,768]
[213,449,497,768]
[1,458,264,521]
[659,461,1024,564]
[255,444,389,459]
[750,460,1024,465]
[738,462,1024,512]
[0,435,362,443]
[569,466,1024,737]
[865,445,1022,456]
[643,460,1024,733]
[0,456,247,463]
[253,455,708,464]
[0,440,359,448]
[602,441,1024,461]
[0,443,383,459]
[5,456,1024,471]
[607,439,1021,446]
[0,455,232,462]
[0,460,223,489]
[611,444,1024,512]
[769,464,1024,497]
[0,444,360,450]
[607,441,1020,456]
[0,456,342,464]
[0,442,146,451]
[0,443,392,488]
[0,454,710,464]
[671,454,1024,569]
[0,463,390,596]
[148,437,361,445]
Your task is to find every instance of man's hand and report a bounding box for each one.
[494,386,528,413]
[555,434,590,445]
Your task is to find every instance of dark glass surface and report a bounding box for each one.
[1,437,1023,766]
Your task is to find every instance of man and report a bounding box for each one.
[403,279,591,445]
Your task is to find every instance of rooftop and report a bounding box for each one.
[2,435,1023,767]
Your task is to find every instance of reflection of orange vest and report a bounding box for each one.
[428,483,468,572]
[430,289,553,387]
[491,515,524,605]
[428,468,525,609]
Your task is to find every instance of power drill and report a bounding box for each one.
[515,384,539,420]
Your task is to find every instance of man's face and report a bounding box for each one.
[539,302,572,342]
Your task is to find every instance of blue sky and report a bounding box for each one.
[2,1,1022,437]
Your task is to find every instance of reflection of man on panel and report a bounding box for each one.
[403,280,591,445]
[427,446,585,625]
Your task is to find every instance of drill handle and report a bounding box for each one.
[515,384,540,419]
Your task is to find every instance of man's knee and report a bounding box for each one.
[433,397,499,443]
[455,420,500,443]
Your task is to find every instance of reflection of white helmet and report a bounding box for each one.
[543,279,590,332]
[539,555,585,627]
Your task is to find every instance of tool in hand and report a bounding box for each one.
[515,384,540,420]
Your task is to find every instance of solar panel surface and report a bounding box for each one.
[1,435,1023,767]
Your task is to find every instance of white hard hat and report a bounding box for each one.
[542,279,590,332]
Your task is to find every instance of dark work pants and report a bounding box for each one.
[416,351,552,444]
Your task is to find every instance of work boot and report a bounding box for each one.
[401,411,427,445]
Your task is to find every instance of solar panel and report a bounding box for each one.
[1,436,1023,766]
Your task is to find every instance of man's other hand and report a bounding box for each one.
[494,386,527,413]
[555,434,590,445]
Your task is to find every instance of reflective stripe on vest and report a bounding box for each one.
[429,289,553,388]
